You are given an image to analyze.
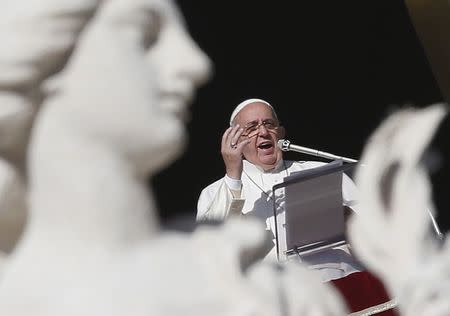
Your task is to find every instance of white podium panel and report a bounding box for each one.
[273,160,356,262]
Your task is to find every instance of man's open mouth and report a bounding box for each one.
[258,141,273,150]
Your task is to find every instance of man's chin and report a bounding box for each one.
[257,157,279,170]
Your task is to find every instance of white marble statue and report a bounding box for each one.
[348,103,449,316]
[0,0,105,264]
[0,160,26,264]
[0,0,349,315]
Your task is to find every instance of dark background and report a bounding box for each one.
[153,1,449,231]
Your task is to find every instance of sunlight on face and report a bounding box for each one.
[235,102,283,170]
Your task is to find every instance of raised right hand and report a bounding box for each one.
[221,124,251,180]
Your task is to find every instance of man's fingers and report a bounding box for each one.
[221,125,249,158]
[228,124,240,141]
[230,127,244,148]
[221,126,233,148]
[230,128,244,148]
[223,125,240,148]
[236,137,251,150]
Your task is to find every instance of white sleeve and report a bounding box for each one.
[196,178,245,221]
[224,174,242,191]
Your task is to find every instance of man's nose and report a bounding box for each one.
[258,124,269,136]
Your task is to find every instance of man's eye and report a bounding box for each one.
[264,121,276,128]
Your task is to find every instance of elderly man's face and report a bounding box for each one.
[235,102,283,170]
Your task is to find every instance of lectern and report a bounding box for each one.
[272,160,357,262]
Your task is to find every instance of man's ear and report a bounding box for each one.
[277,126,286,139]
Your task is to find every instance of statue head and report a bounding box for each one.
[37,0,212,175]
[0,0,211,177]
[0,0,105,255]
[0,0,212,255]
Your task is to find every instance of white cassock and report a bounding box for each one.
[197,159,365,282]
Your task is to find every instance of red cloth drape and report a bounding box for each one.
[329,271,400,315]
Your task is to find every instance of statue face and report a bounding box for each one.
[146,1,212,123]
[143,0,213,171]
[47,0,212,174]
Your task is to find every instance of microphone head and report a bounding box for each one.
[277,139,284,149]
[277,139,290,151]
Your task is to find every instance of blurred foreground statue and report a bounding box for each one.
[0,0,348,315]
[348,103,449,316]
[0,0,92,259]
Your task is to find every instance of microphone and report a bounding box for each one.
[277,139,358,163]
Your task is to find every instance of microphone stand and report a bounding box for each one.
[277,139,358,163]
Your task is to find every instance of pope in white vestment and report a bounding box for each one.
[196,98,364,282]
